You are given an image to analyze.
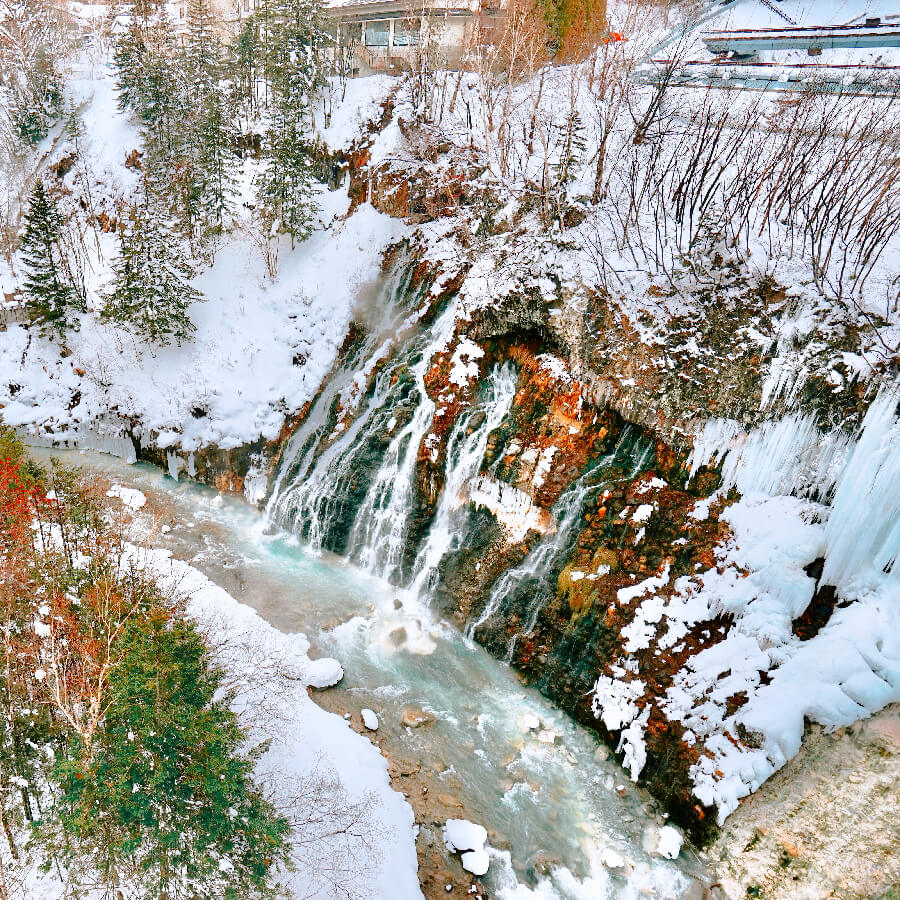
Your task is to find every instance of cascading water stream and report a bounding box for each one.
[265,264,423,539]
[266,264,457,578]
[344,303,458,581]
[406,363,519,598]
[467,432,654,662]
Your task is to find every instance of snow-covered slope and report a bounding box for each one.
[0,62,404,454]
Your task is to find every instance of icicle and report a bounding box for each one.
[690,387,899,590]
[822,389,900,588]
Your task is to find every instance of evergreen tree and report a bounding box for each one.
[253,0,323,247]
[102,184,200,345]
[114,3,183,165]
[19,181,85,336]
[53,613,290,900]
[228,19,263,134]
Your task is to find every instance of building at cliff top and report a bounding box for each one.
[167,0,258,28]
[323,0,507,75]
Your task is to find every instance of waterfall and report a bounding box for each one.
[267,261,460,582]
[265,263,426,546]
[343,301,458,582]
[406,363,519,598]
[468,432,654,660]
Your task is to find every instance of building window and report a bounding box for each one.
[393,19,420,46]
[366,21,390,47]
[342,22,363,45]
[365,21,390,47]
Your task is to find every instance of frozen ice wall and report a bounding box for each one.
[689,386,900,592]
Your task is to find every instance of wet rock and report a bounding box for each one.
[526,850,564,878]
[436,793,464,810]
[402,705,437,728]
[389,626,408,647]
[389,757,421,778]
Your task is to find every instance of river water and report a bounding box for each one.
[28,445,709,899]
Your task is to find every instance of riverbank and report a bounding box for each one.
[704,705,900,899]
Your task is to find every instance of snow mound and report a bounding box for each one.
[106,484,147,510]
[655,825,683,860]
[443,819,488,853]
[305,656,343,688]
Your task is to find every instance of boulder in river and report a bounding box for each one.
[402,705,437,728]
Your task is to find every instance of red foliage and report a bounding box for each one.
[0,456,45,552]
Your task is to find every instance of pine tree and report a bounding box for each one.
[114,3,183,163]
[102,185,200,345]
[19,181,85,336]
[53,612,290,900]
[228,19,263,134]
[254,0,323,248]
[174,0,235,242]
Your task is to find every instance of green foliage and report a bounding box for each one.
[111,0,328,251]
[19,180,85,337]
[255,106,318,247]
[14,77,63,145]
[114,0,236,246]
[0,445,290,897]
[253,0,324,247]
[102,181,200,345]
[54,613,289,900]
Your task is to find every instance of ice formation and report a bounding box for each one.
[596,387,900,821]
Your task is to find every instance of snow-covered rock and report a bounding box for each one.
[656,825,684,860]
[461,848,490,876]
[443,819,488,853]
[106,484,147,510]
[361,708,379,731]
[304,656,343,689]
[444,819,491,877]
[518,713,541,732]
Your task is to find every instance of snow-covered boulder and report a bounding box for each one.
[655,825,683,860]
[443,819,491,876]
[305,657,343,689]
[460,849,490,876]
[443,819,487,853]
[361,708,379,730]
[106,484,147,510]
